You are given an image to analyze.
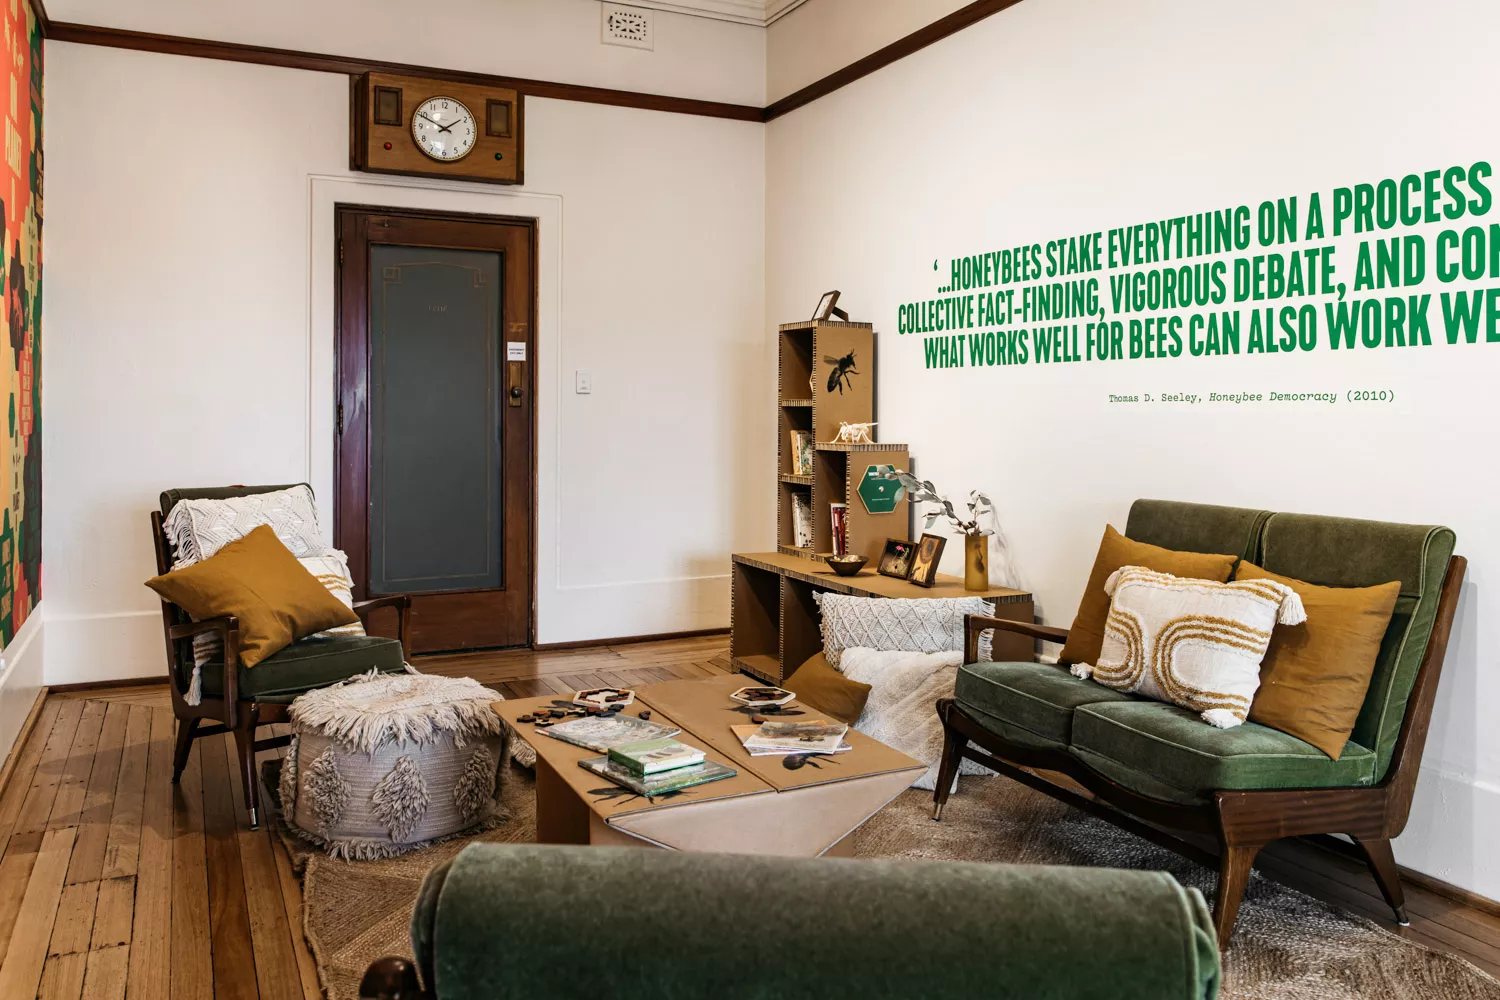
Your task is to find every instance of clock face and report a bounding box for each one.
[411,97,477,162]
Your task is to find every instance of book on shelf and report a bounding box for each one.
[733,720,851,756]
[607,738,706,776]
[540,714,681,753]
[791,493,814,549]
[579,756,737,797]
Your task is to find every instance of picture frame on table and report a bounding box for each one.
[877,538,917,580]
[907,533,946,588]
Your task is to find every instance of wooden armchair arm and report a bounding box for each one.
[964,613,1071,663]
[354,595,413,660]
[164,614,242,721]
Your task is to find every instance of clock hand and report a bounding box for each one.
[416,112,446,130]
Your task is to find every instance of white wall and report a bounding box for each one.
[43,41,769,683]
[45,0,766,106]
[0,611,44,767]
[768,0,1500,899]
[766,0,969,102]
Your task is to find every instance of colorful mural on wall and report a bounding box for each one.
[0,0,41,645]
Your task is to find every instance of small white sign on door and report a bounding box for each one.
[506,342,526,361]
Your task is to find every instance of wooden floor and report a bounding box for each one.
[0,633,1497,999]
[0,635,733,1000]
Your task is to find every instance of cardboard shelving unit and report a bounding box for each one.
[775,319,909,561]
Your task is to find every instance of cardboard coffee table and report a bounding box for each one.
[492,674,924,856]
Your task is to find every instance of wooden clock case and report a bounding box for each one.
[351,71,525,185]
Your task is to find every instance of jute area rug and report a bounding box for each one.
[287,763,1500,1000]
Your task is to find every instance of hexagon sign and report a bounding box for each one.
[857,464,904,515]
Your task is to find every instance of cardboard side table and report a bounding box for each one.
[493,675,923,857]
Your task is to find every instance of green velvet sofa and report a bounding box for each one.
[359,843,1221,1000]
[933,500,1465,952]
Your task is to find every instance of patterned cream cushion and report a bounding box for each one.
[815,594,993,669]
[166,484,325,567]
[1071,566,1305,729]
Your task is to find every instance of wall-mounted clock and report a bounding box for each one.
[352,72,524,184]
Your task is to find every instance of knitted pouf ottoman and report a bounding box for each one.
[278,671,512,859]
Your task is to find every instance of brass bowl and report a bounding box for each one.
[825,554,868,577]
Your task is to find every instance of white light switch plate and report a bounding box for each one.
[575,370,592,394]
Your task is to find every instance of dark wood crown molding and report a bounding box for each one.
[763,0,1026,121]
[45,21,765,122]
[42,1,1026,123]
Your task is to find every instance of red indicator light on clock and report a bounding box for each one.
[383,142,393,150]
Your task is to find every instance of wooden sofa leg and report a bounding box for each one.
[234,707,262,830]
[932,699,964,821]
[172,718,199,783]
[1355,837,1409,926]
[1213,842,1262,951]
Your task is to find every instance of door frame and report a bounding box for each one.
[333,202,539,648]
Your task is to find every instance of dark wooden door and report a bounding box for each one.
[335,206,535,653]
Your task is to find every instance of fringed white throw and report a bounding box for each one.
[1071,565,1305,729]
[280,671,514,860]
[840,647,991,792]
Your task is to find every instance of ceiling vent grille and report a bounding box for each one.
[602,4,654,50]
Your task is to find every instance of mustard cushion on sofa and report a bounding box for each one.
[1059,526,1238,667]
[1237,561,1400,760]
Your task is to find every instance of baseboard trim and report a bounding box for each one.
[531,626,729,651]
[0,686,48,801]
[47,674,167,693]
[1401,864,1500,921]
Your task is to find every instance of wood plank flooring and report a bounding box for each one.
[0,634,1496,997]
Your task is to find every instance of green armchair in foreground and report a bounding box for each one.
[360,843,1221,1000]
[151,484,412,828]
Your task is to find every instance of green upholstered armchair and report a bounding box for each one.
[934,500,1465,952]
[359,843,1221,1000]
[151,484,412,829]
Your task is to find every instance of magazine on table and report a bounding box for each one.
[540,714,681,753]
[733,720,851,756]
[579,756,737,796]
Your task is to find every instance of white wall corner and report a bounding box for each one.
[0,606,46,768]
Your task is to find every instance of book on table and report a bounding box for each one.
[607,738,706,775]
[734,720,851,756]
[579,756,737,797]
[540,714,681,753]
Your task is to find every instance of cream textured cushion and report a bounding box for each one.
[815,594,993,669]
[840,648,990,791]
[1071,566,1305,729]
[166,484,325,566]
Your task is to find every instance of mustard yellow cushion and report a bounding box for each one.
[146,525,359,668]
[783,653,871,725]
[1060,525,1237,667]
[1237,561,1400,760]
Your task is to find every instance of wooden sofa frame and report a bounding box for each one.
[933,555,1466,951]
[151,509,412,829]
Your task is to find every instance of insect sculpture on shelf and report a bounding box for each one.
[830,422,876,445]
[824,350,859,394]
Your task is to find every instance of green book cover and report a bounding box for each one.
[580,756,736,797]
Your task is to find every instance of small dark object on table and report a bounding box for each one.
[750,713,767,724]
[517,714,534,723]
[638,710,651,720]
[549,709,566,719]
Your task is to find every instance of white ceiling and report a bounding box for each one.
[613,0,809,26]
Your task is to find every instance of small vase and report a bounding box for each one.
[964,534,989,591]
